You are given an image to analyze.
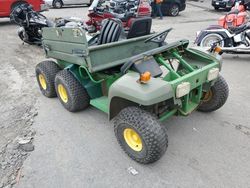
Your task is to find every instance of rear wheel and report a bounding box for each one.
[53,0,63,8]
[198,75,229,112]
[200,33,225,47]
[36,61,61,98]
[114,107,168,164]
[55,69,90,112]
[168,4,179,17]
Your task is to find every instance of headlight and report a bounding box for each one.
[207,68,219,81]
[176,82,190,98]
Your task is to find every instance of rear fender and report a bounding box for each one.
[67,64,102,99]
[195,29,233,47]
[195,25,224,43]
[195,30,208,45]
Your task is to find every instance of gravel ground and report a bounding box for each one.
[0,2,249,188]
[0,20,44,187]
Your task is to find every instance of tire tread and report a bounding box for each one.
[198,75,229,112]
[55,69,90,112]
[114,107,168,164]
[36,60,61,98]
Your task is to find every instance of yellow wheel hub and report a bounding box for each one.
[123,128,142,152]
[38,74,47,90]
[58,84,68,103]
[203,90,213,102]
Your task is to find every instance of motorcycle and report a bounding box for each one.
[86,0,151,32]
[195,0,250,54]
[10,4,54,45]
[195,22,250,54]
[10,4,82,45]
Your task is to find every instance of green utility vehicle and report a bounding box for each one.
[36,22,229,164]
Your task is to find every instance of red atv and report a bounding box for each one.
[85,0,151,32]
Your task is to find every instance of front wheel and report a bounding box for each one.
[17,29,33,45]
[114,107,168,164]
[198,75,229,112]
[200,33,225,47]
[18,29,26,41]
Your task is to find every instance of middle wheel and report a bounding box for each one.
[55,69,90,112]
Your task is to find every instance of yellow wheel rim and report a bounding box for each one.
[38,74,47,90]
[58,84,68,103]
[123,128,143,152]
[203,90,213,102]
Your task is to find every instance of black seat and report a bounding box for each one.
[88,17,151,46]
[127,17,152,39]
[97,19,123,45]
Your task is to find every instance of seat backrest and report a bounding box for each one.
[98,19,123,45]
[127,17,152,39]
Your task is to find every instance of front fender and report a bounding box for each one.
[109,72,173,106]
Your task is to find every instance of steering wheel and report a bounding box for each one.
[144,28,173,46]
